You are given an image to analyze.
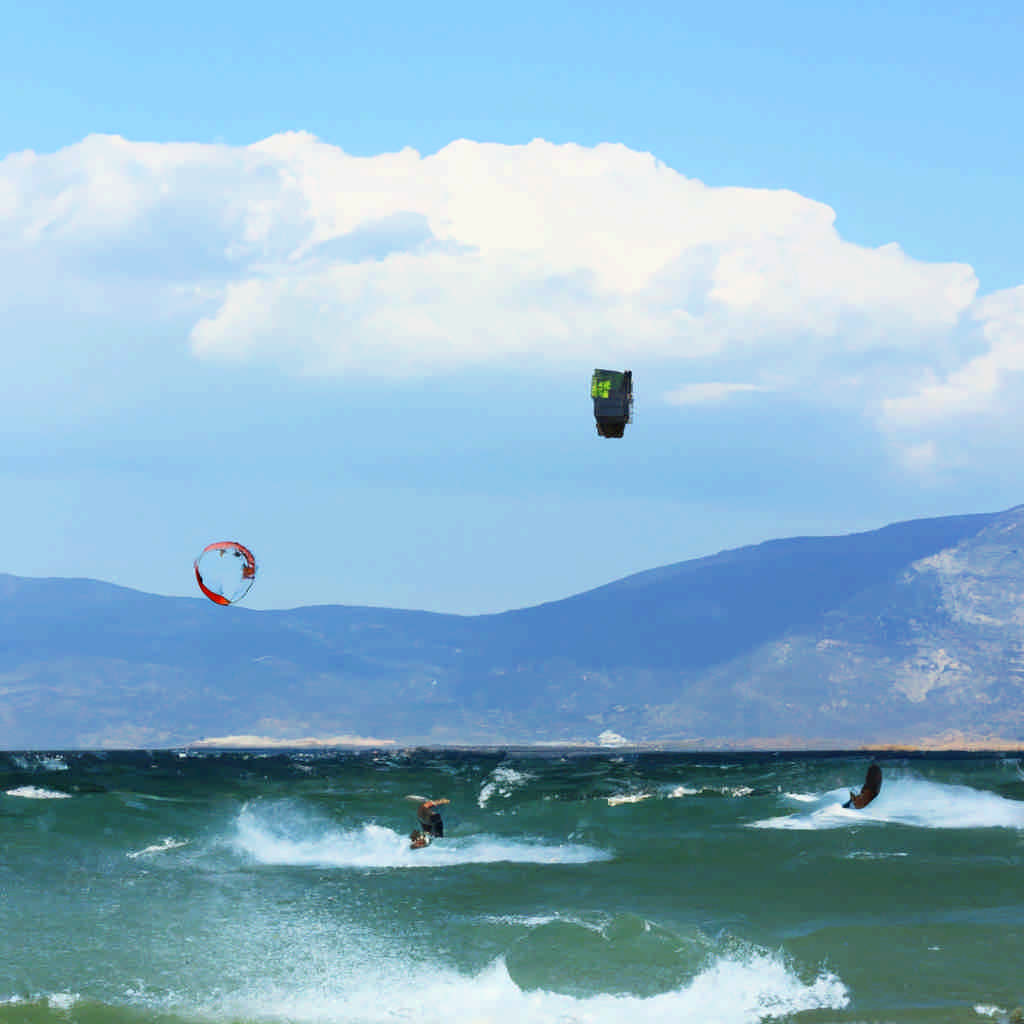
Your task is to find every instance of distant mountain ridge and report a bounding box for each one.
[3,506,1023,749]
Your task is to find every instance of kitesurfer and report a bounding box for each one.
[416,797,449,838]
[843,763,882,809]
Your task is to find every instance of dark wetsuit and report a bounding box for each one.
[420,810,444,837]
[417,803,445,838]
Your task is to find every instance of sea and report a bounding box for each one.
[3,748,1024,1024]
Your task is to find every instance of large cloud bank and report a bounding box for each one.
[2,132,1021,457]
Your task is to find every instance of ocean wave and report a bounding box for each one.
[0,934,850,1024]
[10,754,68,772]
[127,837,190,859]
[664,784,699,798]
[751,777,1024,830]
[477,765,534,808]
[230,803,610,869]
[604,783,757,805]
[169,952,847,1024]
[480,912,610,934]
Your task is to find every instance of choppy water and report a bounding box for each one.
[3,749,1024,1023]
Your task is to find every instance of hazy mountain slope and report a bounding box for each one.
[2,507,1021,748]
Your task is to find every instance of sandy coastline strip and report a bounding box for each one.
[188,734,396,749]
[183,730,1024,752]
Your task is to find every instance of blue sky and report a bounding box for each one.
[2,0,1024,613]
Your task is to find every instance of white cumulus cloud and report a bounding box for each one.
[664,382,770,406]
[5,130,1023,469]
[881,284,1024,426]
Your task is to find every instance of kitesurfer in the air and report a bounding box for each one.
[843,763,882,809]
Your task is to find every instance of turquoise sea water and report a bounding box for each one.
[3,749,1024,1023]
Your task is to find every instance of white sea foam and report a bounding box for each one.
[185,952,847,1024]
[4,785,71,799]
[607,792,653,806]
[751,777,1024,831]
[724,785,753,797]
[662,784,753,799]
[115,790,188,804]
[664,784,700,798]
[480,912,607,933]
[0,992,81,1009]
[974,1005,1006,1019]
[477,766,534,808]
[11,754,69,772]
[127,837,190,859]
[231,804,610,869]
[481,912,564,927]
[844,850,909,859]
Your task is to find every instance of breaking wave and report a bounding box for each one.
[230,802,610,869]
[751,776,1024,830]
[204,955,846,1024]
[1,952,847,1024]
[477,765,534,808]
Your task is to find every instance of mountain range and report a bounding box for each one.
[3,505,1024,749]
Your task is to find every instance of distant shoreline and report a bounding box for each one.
[5,743,1024,755]
[176,734,1024,755]
[9,734,1023,754]
[188,734,397,749]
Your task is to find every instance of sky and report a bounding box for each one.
[2,0,1024,614]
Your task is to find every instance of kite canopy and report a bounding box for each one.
[194,541,257,606]
[591,369,633,438]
